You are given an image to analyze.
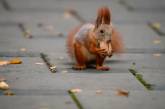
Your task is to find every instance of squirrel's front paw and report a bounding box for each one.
[96,48,108,57]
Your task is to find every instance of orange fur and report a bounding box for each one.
[66,7,123,70]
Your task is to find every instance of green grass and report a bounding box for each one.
[68,90,84,109]
[129,69,153,90]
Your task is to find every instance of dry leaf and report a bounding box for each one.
[153,53,162,57]
[153,39,161,44]
[70,88,82,93]
[20,48,27,52]
[116,89,129,97]
[0,81,9,90]
[96,90,103,95]
[9,58,22,64]
[4,90,15,96]
[0,60,9,66]
[63,11,72,19]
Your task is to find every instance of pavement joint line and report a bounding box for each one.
[68,90,84,109]
[67,9,86,23]
[0,0,12,11]
[129,68,153,90]
[118,0,134,11]
[148,22,165,36]
[124,48,165,54]
[0,51,40,57]
[40,53,57,73]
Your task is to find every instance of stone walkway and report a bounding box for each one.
[0,0,165,109]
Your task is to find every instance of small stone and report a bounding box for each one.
[35,62,44,65]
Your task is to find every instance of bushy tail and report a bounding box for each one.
[66,25,81,58]
[111,28,124,53]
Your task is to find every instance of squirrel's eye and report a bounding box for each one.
[100,30,104,34]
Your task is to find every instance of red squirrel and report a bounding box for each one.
[67,7,123,71]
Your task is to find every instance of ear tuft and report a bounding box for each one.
[95,7,111,28]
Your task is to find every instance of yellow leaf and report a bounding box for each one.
[9,58,22,64]
[0,60,9,66]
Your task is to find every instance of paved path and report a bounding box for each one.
[0,0,165,109]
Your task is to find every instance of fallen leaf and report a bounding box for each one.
[70,88,82,93]
[20,48,27,52]
[0,81,9,90]
[153,39,161,44]
[9,58,22,64]
[153,53,162,57]
[96,90,103,95]
[0,60,9,66]
[4,90,15,96]
[116,89,129,97]
[63,11,72,19]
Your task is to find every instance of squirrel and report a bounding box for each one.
[66,7,123,71]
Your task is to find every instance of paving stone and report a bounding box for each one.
[75,90,165,109]
[0,26,67,53]
[123,0,165,12]
[138,70,165,90]
[47,54,145,91]
[115,24,165,49]
[0,96,77,109]
[0,57,66,91]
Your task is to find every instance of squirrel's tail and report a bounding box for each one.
[66,25,81,58]
[111,28,124,53]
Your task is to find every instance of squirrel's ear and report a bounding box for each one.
[95,7,111,28]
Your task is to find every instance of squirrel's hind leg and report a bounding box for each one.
[73,42,87,70]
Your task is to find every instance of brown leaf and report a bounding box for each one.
[4,90,15,96]
[0,60,9,66]
[116,89,129,97]
[96,90,103,95]
[9,58,22,64]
